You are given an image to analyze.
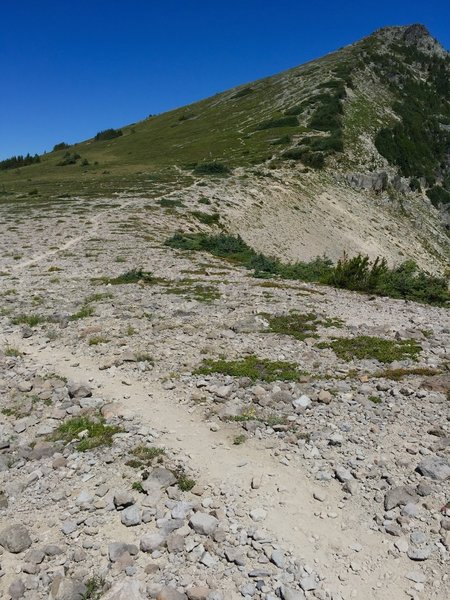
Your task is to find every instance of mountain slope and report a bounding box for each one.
[1,24,449,271]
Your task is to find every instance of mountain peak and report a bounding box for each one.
[373,23,448,57]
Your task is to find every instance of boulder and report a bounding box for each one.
[0,524,32,553]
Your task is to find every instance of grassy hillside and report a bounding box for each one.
[1,24,449,229]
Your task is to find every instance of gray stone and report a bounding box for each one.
[140,533,167,552]
[416,456,450,481]
[293,395,311,409]
[49,577,87,600]
[68,382,92,399]
[384,486,418,510]
[61,521,77,535]
[113,491,135,509]
[157,587,188,600]
[108,542,139,562]
[280,586,306,600]
[271,549,285,568]
[347,171,388,192]
[407,545,432,561]
[149,467,177,489]
[0,524,32,553]
[102,579,146,600]
[8,578,26,599]
[189,512,218,535]
[121,504,141,526]
[299,575,317,591]
[335,466,353,482]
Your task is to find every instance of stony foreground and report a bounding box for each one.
[0,193,449,600]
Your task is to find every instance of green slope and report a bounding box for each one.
[1,24,449,210]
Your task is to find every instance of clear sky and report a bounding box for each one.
[1,0,449,160]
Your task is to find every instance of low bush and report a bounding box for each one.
[317,336,421,363]
[426,185,450,207]
[95,128,123,141]
[257,116,298,130]
[193,162,230,175]
[232,87,254,99]
[53,142,70,151]
[164,234,449,306]
[194,355,307,382]
[51,416,122,452]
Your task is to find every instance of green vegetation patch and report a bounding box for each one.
[94,269,157,285]
[262,312,344,340]
[317,336,422,363]
[193,162,231,175]
[194,355,306,382]
[126,444,165,468]
[374,367,440,381]
[191,211,220,226]
[257,116,298,130]
[12,314,46,327]
[51,416,123,452]
[157,198,185,208]
[262,312,320,340]
[95,128,123,141]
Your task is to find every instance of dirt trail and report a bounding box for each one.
[8,334,406,598]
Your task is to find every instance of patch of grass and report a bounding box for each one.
[191,211,220,226]
[233,434,247,445]
[134,352,153,363]
[12,314,46,327]
[128,445,165,468]
[85,292,113,303]
[94,269,156,285]
[51,416,122,452]
[232,86,254,99]
[374,367,440,380]
[126,325,136,336]
[88,336,109,346]
[194,355,307,382]
[164,281,220,303]
[131,481,144,493]
[157,197,185,208]
[70,305,95,321]
[262,312,320,340]
[317,336,422,363]
[81,576,103,600]
[193,162,231,175]
[177,474,196,492]
[257,116,298,130]
[368,395,382,404]
[4,345,22,357]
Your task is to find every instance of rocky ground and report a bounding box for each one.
[0,191,449,600]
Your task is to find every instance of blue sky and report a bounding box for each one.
[1,0,449,160]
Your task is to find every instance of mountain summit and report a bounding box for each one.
[1,24,449,271]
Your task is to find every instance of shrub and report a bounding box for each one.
[317,336,421,363]
[94,128,123,141]
[232,87,254,99]
[282,148,325,169]
[0,153,40,170]
[257,116,298,130]
[95,269,156,285]
[426,186,450,208]
[193,162,231,175]
[164,234,448,306]
[191,211,220,226]
[51,416,122,452]
[194,355,307,382]
[53,142,70,151]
